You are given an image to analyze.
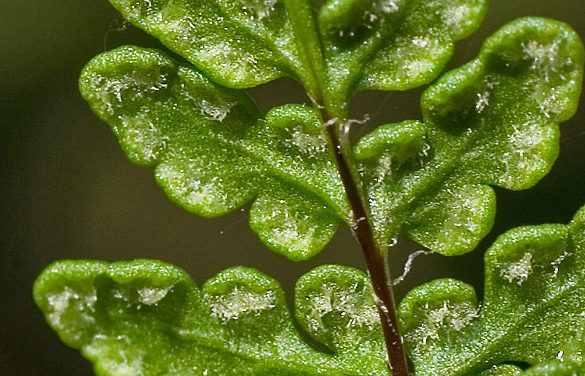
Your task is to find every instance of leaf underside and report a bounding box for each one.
[40,0,585,374]
[355,18,584,255]
[80,0,494,260]
[34,261,389,376]
[399,205,585,375]
[80,47,348,261]
[34,206,585,375]
[105,0,488,100]
[319,0,488,108]
[81,13,584,259]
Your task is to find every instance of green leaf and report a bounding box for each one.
[483,361,585,376]
[80,46,349,261]
[295,265,385,357]
[398,205,585,375]
[35,205,585,375]
[479,365,522,376]
[355,18,584,255]
[318,0,488,109]
[105,0,324,91]
[523,360,585,375]
[34,261,391,376]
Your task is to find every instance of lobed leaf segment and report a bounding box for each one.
[34,206,585,375]
[80,8,583,260]
[38,0,585,374]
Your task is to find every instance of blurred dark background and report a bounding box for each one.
[1,1,584,375]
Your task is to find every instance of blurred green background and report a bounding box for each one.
[1,1,584,375]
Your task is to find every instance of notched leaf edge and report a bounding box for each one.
[398,205,585,376]
[34,261,391,376]
[354,17,584,256]
[80,46,349,261]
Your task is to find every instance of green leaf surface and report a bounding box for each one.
[318,0,488,110]
[398,205,585,375]
[480,361,585,376]
[83,3,583,264]
[479,365,522,376]
[355,18,584,255]
[35,206,585,375]
[106,0,322,90]
[523,361,585,375]
[80,46,350,261]
[34,261,390,376]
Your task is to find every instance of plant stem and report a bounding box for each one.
[321,113,410,376]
